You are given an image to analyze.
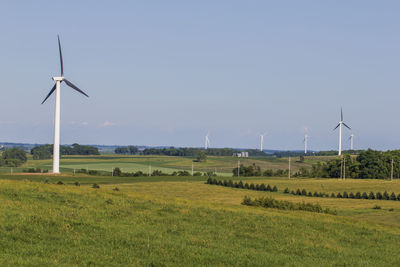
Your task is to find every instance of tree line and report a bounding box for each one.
[31,143,99,160]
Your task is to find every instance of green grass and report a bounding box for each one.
[1,179,400,266]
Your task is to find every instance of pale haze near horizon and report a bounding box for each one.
[0,1,399,151]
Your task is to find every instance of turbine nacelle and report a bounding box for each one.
[52,76,64,81]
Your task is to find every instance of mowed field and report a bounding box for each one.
[0,154,325,176]
[0,170,400,265]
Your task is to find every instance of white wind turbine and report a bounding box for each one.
[259,132,266,152]
[349,133,355,150]
[204,132,210,149]
[41,35,89,173]
[333,108,351,156]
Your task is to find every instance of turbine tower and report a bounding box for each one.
[205,132,210,149]
[41,35,89,173]
[304,134,309,154]
[349,133,355,150]
[259,133,266,152]
[333,108,351,156]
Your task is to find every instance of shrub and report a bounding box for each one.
[362,192,368,199]
[389,208,394,211]
[313,192,318,197]
[213,179,218,185]
[206,177,213,184]
[397,193,400,201]
[244,182,249,189]
[259,183,266,191]
[390,192,396,201]
[301,189,307,196]
[355,192,361,199]
[266,184,272,192]
[296,189,301,195]
[113,187,120,191]
[193,172,202,176]
[343,192,348,198]
[383,191,390,200]
[349,192,355,199]
[376,192,383,200]
[318,192,324,197]
[331,192,336,198]
[272,186,278,192]
[57,181,64,185]
[92,183,100,189]
[337,192,343,198]
[255,184,260,190]
[238,181,244,189]
[228,180,234,187]
[74,181,80,186]
[307,192,312,197]
[290,190,295,195]
[373,205,381,210]
[368,192,375,200]
[105,199,113,205]
[113,167,122,176]
[284,187,289,194]
[217,180,223,186]
[242,196,252,205]
[250,183,255,190]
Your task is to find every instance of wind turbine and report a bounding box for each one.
[303,134,309,154]
[205,132,210,149]
[349,133,355,150]
[333,108,351,156]
[259,132,266,152]
[41,35,89,173]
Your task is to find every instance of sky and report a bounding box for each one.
[0,1,399,151]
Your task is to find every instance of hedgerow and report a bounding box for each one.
[283,187,400,201]
[241,196,336,215]
[206,178,279,193]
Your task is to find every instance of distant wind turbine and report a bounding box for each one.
[259,132,266,152]
[41,35,89,173]
[304,134,309,154]
[349,133,355,150]
[333,108,351,156]
[205,132,210,149]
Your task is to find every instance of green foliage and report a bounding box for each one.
[195,151,207,162]
[113,167,122,176]
[92,183,100,189]
[272,185,278,192]
[1,148,27,167]
[74,181,80,186]
[362,192,368,199]
[373,205,381,210]
[376,192,383,200]
[368,192,375,200]
[242,196,336,215]
[284,187,289,193]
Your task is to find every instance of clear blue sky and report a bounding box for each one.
[0,1,399,150]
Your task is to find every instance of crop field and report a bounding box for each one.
[0,170,400,265]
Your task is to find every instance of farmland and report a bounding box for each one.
[1,155,400,265]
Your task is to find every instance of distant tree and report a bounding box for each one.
[113,167,122,176]
[115,147,129,154]
[1,148,27,167]
[31,145,52,160]
[196,151,207,162]
[128,146,139,155]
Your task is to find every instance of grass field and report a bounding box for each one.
[1,172,400,265]
[1,154,399,265]
[0,154,329,177]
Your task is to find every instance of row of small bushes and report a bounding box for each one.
[242,196,337,215]
[23,168,49,173]
[284,187,400,201]
[76,168,209,177]
[206,178,278,192]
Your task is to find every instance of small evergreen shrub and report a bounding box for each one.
[250,183,255,190]
[113,187,120,191]
[383,191,390,200]
[301,189,307,196]
[376,192,383,200]
[337,192,343,198]
[349,192,355,199]
[284,187,289,194]
[343,192,348,198]
[92,183,100,189]
[238,181,244,189]
[307,192,312,197]
[266,184,272,192]
[296,189,301,195]
[244,182,249,189]
[255,184,260,190]
[362,192,368,199]
[272,186,278,192]
[313,192,319,197]
[74,181,80,186]
[368,192,375,200]
[331,192,336,198]
[259,183,266,191]
[390,192,397,201]
[57,181,64,185]
[291,190,295,195]
[355,192,361,199]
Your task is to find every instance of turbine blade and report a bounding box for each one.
[341,107,343,121]
[64,79,89,97]
[58,35,64,76]
[333,123,340,131]
[343,122,351,130]
[41,83,57,104]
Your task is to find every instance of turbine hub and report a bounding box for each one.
[52,76,64,81]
